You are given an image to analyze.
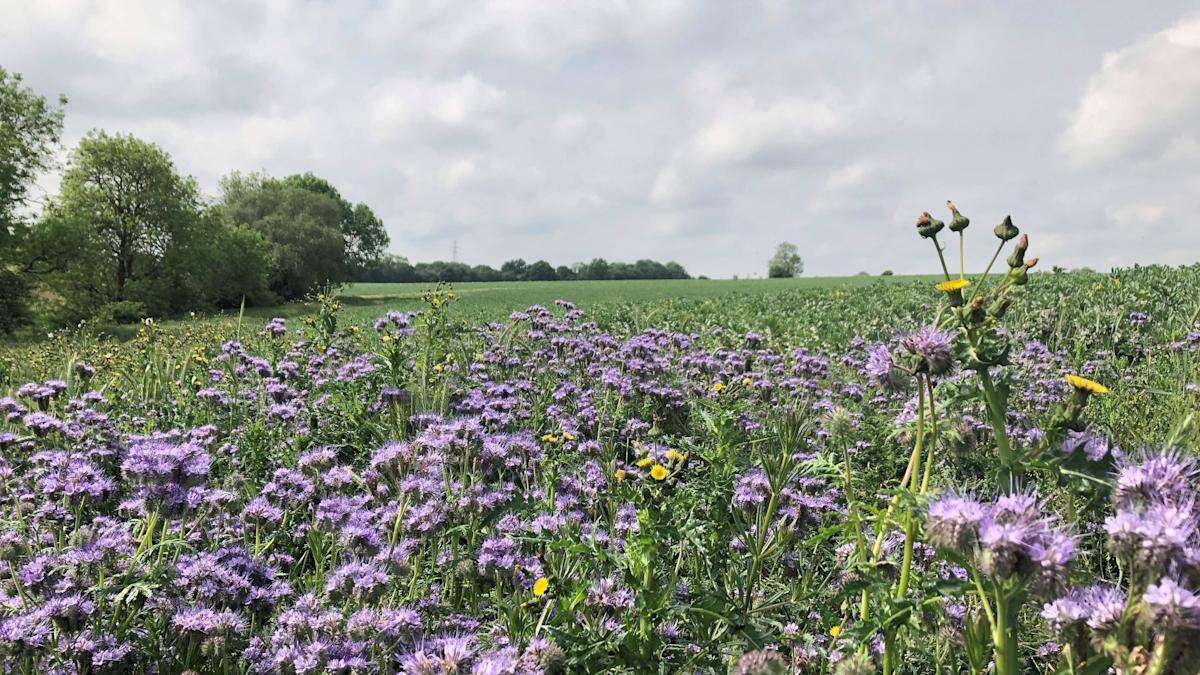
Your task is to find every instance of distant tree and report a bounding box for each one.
[527,260,556,281]
[881,270,894,276]
[472,264,502,282]
[58,131,202,301]
[215,172,346,300]
[768,242,804,278]
[579,258,610,280]
[555,265,576,281]
[281,172,389,273]
[664,261,689,279]
[500,259,528,281]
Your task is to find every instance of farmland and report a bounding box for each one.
[2,225,1200,673]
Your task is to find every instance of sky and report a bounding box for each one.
[2,1,1199,278]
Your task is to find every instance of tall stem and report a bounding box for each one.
[894,377,926,600]
[991,586,1020,675]
[977,368,1016,492]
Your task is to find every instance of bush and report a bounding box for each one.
[100,300,147,325]
[0,269,31,334]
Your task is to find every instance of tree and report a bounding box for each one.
[215,172,346,301]
[0,68,65,333]
[555,265,576,281]
[768,242,804,278]
[578,258,610,280]
[500,259,528,281]
[58,131,202,300]
[281,172,389,273]
[527,260,556,281]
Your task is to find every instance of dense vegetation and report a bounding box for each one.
[0,68,691,337]
[0,200,1198,672]
[354,256,690,285]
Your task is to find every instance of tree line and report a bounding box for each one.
[0,67,690,334]
[355,256,689,284]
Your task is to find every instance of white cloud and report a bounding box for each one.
[690,95,843,168]
[1060,15,1200,166]
[369,74,508,146]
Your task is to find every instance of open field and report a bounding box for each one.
[1,258,1199,672]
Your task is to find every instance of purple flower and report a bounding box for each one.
[865,344,908,392]
[1144,577,1200,630]
[900,326,955,376]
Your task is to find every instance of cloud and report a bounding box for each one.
[369,74,508,147]
[2,1,1198,278]
[1060,15,1200,166]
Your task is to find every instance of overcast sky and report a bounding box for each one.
[3,2,1199,277]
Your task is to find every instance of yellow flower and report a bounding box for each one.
[741,377,752,386]
[829,625,842,638]
[541,434,557,443]
[712,382,725,393]
[532,577,550,597]
[665,449,685,463]
[614,469,626,481]
[650,464,669,481]
[562,432,576,441]
[636,457,653,468]
[1066,374,1109,395]
[935,278,970,292]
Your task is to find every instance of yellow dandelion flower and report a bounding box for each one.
[936,278,970,292]
[829,625,842,638]
[562,432,576,441]
[1066,374,1109,395]
[532,577,550,596]
[614,469,626,481]
[741,377,753,386]
[541,434,556,443]
[665,449,685,463]
[713,382,725,393]
[636,457,653,468]
[650,464,669,480]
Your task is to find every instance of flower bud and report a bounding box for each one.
[1007,234,1028,268]
[987,296,1012,319]
[1025,257,1039,269]
[916,212,944,238]
[993,215,1019,241]
[968,296,986,324]
[947,200,969,232]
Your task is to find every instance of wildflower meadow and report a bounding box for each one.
[1,206,1199,674]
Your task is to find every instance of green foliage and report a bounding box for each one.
[280,171,389,273]
[57,130,203,300]
[768,242,804,278]
[0,67,65,239]
[214,172,347,301]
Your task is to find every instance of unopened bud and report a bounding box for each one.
[1007,234,1028,268]
[916,212,944,238]
[1025,257,1039,269]
[993,215,1019,242]
[987,296,1012,319]
[968,296,986,324]
[947,201,969,232]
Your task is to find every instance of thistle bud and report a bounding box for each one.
[916,212,944,238]
[1025,257,1039,269]
[993,215,1019,241]
[1007,234,1028,269]
[947,200,969,232]
[968,296,986,324]
[987,296,1012,319]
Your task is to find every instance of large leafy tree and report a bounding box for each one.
[0,67,65,333]
[768,242,804,278]
[281,172,389,273]
[215,172,347,300]
[58,131,202,300]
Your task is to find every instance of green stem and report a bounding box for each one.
[894,377,926,600]
[932,238,952,280]
[991,585,1019,675]
[977,368,1016,492]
